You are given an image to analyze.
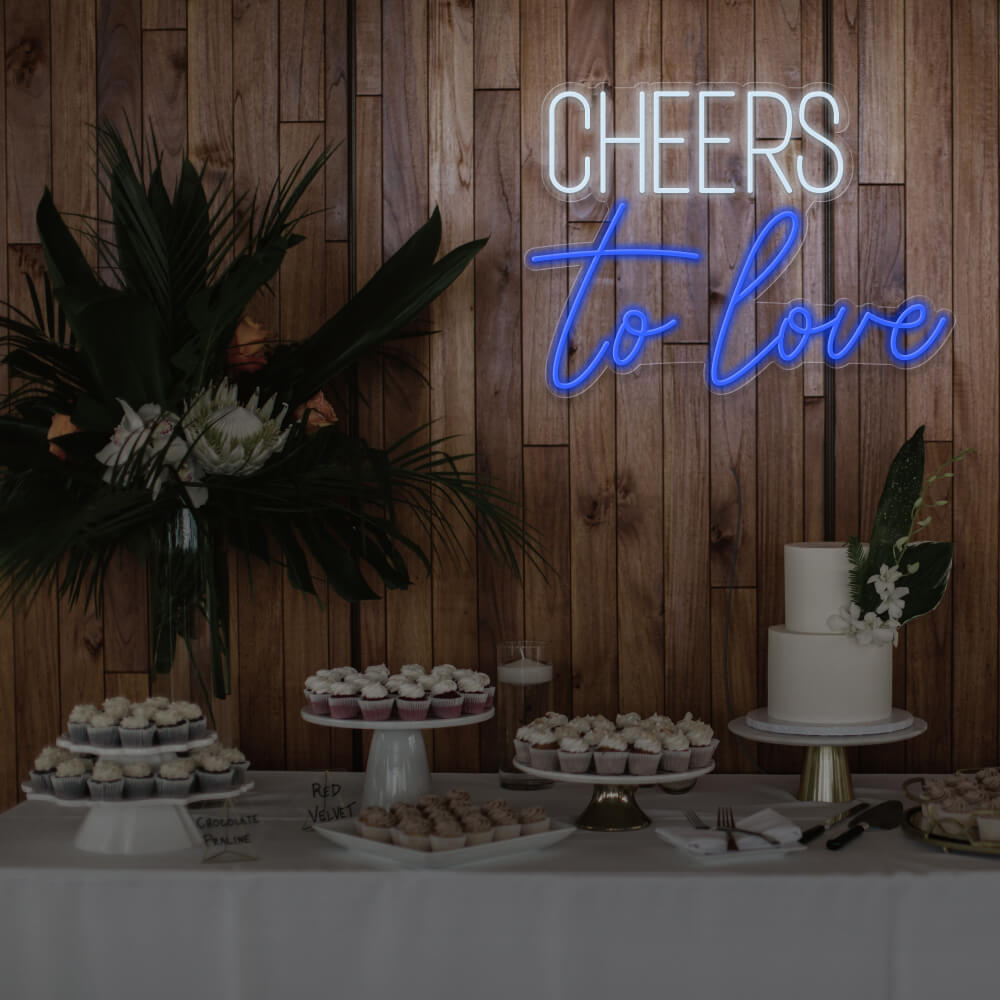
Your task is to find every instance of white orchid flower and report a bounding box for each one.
[827,603,864,634]
[867,563,903,600]
[877,585,909,620]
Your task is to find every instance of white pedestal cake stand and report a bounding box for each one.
[514,760,716,831]
[23,782,254,854]
[31,730,253,855]
[301,708,494,809]
[729,713,928,803]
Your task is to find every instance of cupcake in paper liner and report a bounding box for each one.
[30,747,69,793]
[174,701,208,740]
[686,721,717,768]
[155,759,196,798]
[394,816,432,851]
[628,733,663,776]
[429,818,467,851]
[395,681,431,721]
[358,806,396,842]
[220,748,250,785]
[50,757,89,799]
[153,708,189,745]
[526,725,558,770]
[119,713,156,748]
[593,732,629,775]
[518,806,550,835]
[659,728,692,772]
[123,762,155,799]
[67,704,98,743]
[358,682,394,721]
[457,675,488,715]
[556,735,593,773]
[196,753,235,794]
[461,812,494,846]
[87,761,124,801]
[513,726,534,764]
[327,681,361,719]
[304,676,333,715]
[429,678,464,719]
[86,712,120,748]
[489,809,522,841]
[473,672,496,710]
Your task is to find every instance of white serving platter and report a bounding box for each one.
[513,760,715,786]
[745,707,914,737]
[22,780,255,808]
[313,817,575,868]
[55,732,219,757]
[654,821,808,866]
[300,708,493,731]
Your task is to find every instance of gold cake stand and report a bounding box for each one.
[728,714,927,803]
[514,760,715,831]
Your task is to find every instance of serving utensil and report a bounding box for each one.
[826,800,903,850]
[799,801,870,844]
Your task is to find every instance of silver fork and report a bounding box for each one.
[716,805,781,846]
[716,806,738,851]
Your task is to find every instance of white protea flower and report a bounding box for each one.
[184,379,290,477]
[96,399,207,507]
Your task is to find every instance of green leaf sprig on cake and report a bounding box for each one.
[827,426,973,647]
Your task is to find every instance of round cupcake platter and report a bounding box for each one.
[56,731,219,761]
[513,760,716,832]
[21,780,254,856]
[729,713,928,803]
[301,707,495,810]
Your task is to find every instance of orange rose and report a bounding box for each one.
[225,316,273,375]
[47,412,80,460]
[293,390,338,433]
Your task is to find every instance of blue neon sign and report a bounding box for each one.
[526,200,953,394]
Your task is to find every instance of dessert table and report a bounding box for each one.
[0,771,997,1000]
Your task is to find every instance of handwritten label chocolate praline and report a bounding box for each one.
[196,811,260,849]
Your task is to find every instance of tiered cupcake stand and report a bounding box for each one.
[301,708,494,809]
[23,733,254,855]
[514,760,715,831]
[729,710,927,803]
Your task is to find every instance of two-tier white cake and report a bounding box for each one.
[767,542,893,725]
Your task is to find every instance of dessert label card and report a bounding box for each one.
[198,803,260,863]
[304,773,357,830]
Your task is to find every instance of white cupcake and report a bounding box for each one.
[67,704,98,743]
[30,748,67,792]
[195,753,235,794]
[102,697,132,722]
[86,712,120,748]
[660,728,692,772]
[686,721,718,767]
[457,674,488,715]
[153,707,189,745]
[174,701,207,740]
[87,760,124,801]
[358,681,394,721]
[327,681,360,719]
[557,735,593,773]
[400,663,426,679]
[513,725,534,763]
[363,663,391,683]
[593,732,629,775]
[122,761,155,798]
[222,747,250,784]
[50,757,89,798]
[155,759,196,797]
[304,675,332,715]
[628,733,662,775]
[119,712,156,748]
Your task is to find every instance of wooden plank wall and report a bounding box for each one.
[0,0,997,810]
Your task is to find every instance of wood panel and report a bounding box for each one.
[325,0,350,240]
[859,0,904,183]
[142,28,187,192]
[474,0,518,89]
[280,0,324,122]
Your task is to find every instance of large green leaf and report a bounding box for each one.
[898,540,954,624]
[35,189,100,295]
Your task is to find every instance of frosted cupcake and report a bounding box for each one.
[430,678,463,719]
[393,815,432,850]
[527,727,559,770]
[430,818,467,851]
[458,675,489,715]
[30,747,68,792]
[327,680,360,719]
[628,733,663,776]
[328,666,357,683]
[86,712,120,748]
[660,728,691,772]
[593,732,629,775]
[50,757,89,799]
[462,812,495,846]
[686,721,718,767]
[616,711,641,728]
[519,806,550,835]
[358,681,394,721]
[358,806,396,842]
[87,760,124,801]
[513,725,534,763]
[174,701,207,740]
[156,759,196,797]
[364,663,391,683]
[67,704,98,743]
[557,735,593,773]
[196,753,235,793]
[385,674,407,694]
[119,712,156,748]
[153,707,189,744]
[431,663,457,680]
[122,761,155,798]
[474,671,496,709]
[304,675,332,715]
[399,663,426,679]
[102,697,132,722]
[489,808,522,841]
[396,681,431,721]
[141,697,171,714]
[222,747,250,784]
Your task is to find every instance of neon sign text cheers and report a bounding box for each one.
[528,85,953,393]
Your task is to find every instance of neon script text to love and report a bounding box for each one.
[525,201,952,394]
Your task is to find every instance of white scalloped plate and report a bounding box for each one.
[313,817,575,868]
[22,780,254,808]
[55,732,219,757]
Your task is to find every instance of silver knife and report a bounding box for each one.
[799,801,870,843]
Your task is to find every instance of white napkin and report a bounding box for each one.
[657,808,802,855]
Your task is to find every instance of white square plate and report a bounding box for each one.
[314,817,575,868]
[654,822,807,866]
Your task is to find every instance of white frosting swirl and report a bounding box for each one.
[55,758,88,778]
[632,733,662,754]
[398,682,427,700]
[597,732,628,752]
[660,729,690,750]
[68,704,98,724]
[122,762,152,779]
[431,679,458,696]
[102,697,132,721]
[364,663,390,682]
[91,761,123,782]
[88,712,116,729]
[198,753,231,774]
[457,675,485,694]
[400,663,426,678]
[329,681,357,697]
[153,708,184,727]
[158,760,193,781]
[385,674,407,692]
[119,714,151,730]
[559,736,589,753]
[431,663,457,678]
[616,712,641,728]
[360,682,389,700]
[685,721,714,746]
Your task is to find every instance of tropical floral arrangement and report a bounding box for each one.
[827,426,971,646]
[0,125,533,698]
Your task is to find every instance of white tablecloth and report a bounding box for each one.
[1,771,998,1000]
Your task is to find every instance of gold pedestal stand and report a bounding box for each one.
[729,715,927,804]
[576,784,650,831]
